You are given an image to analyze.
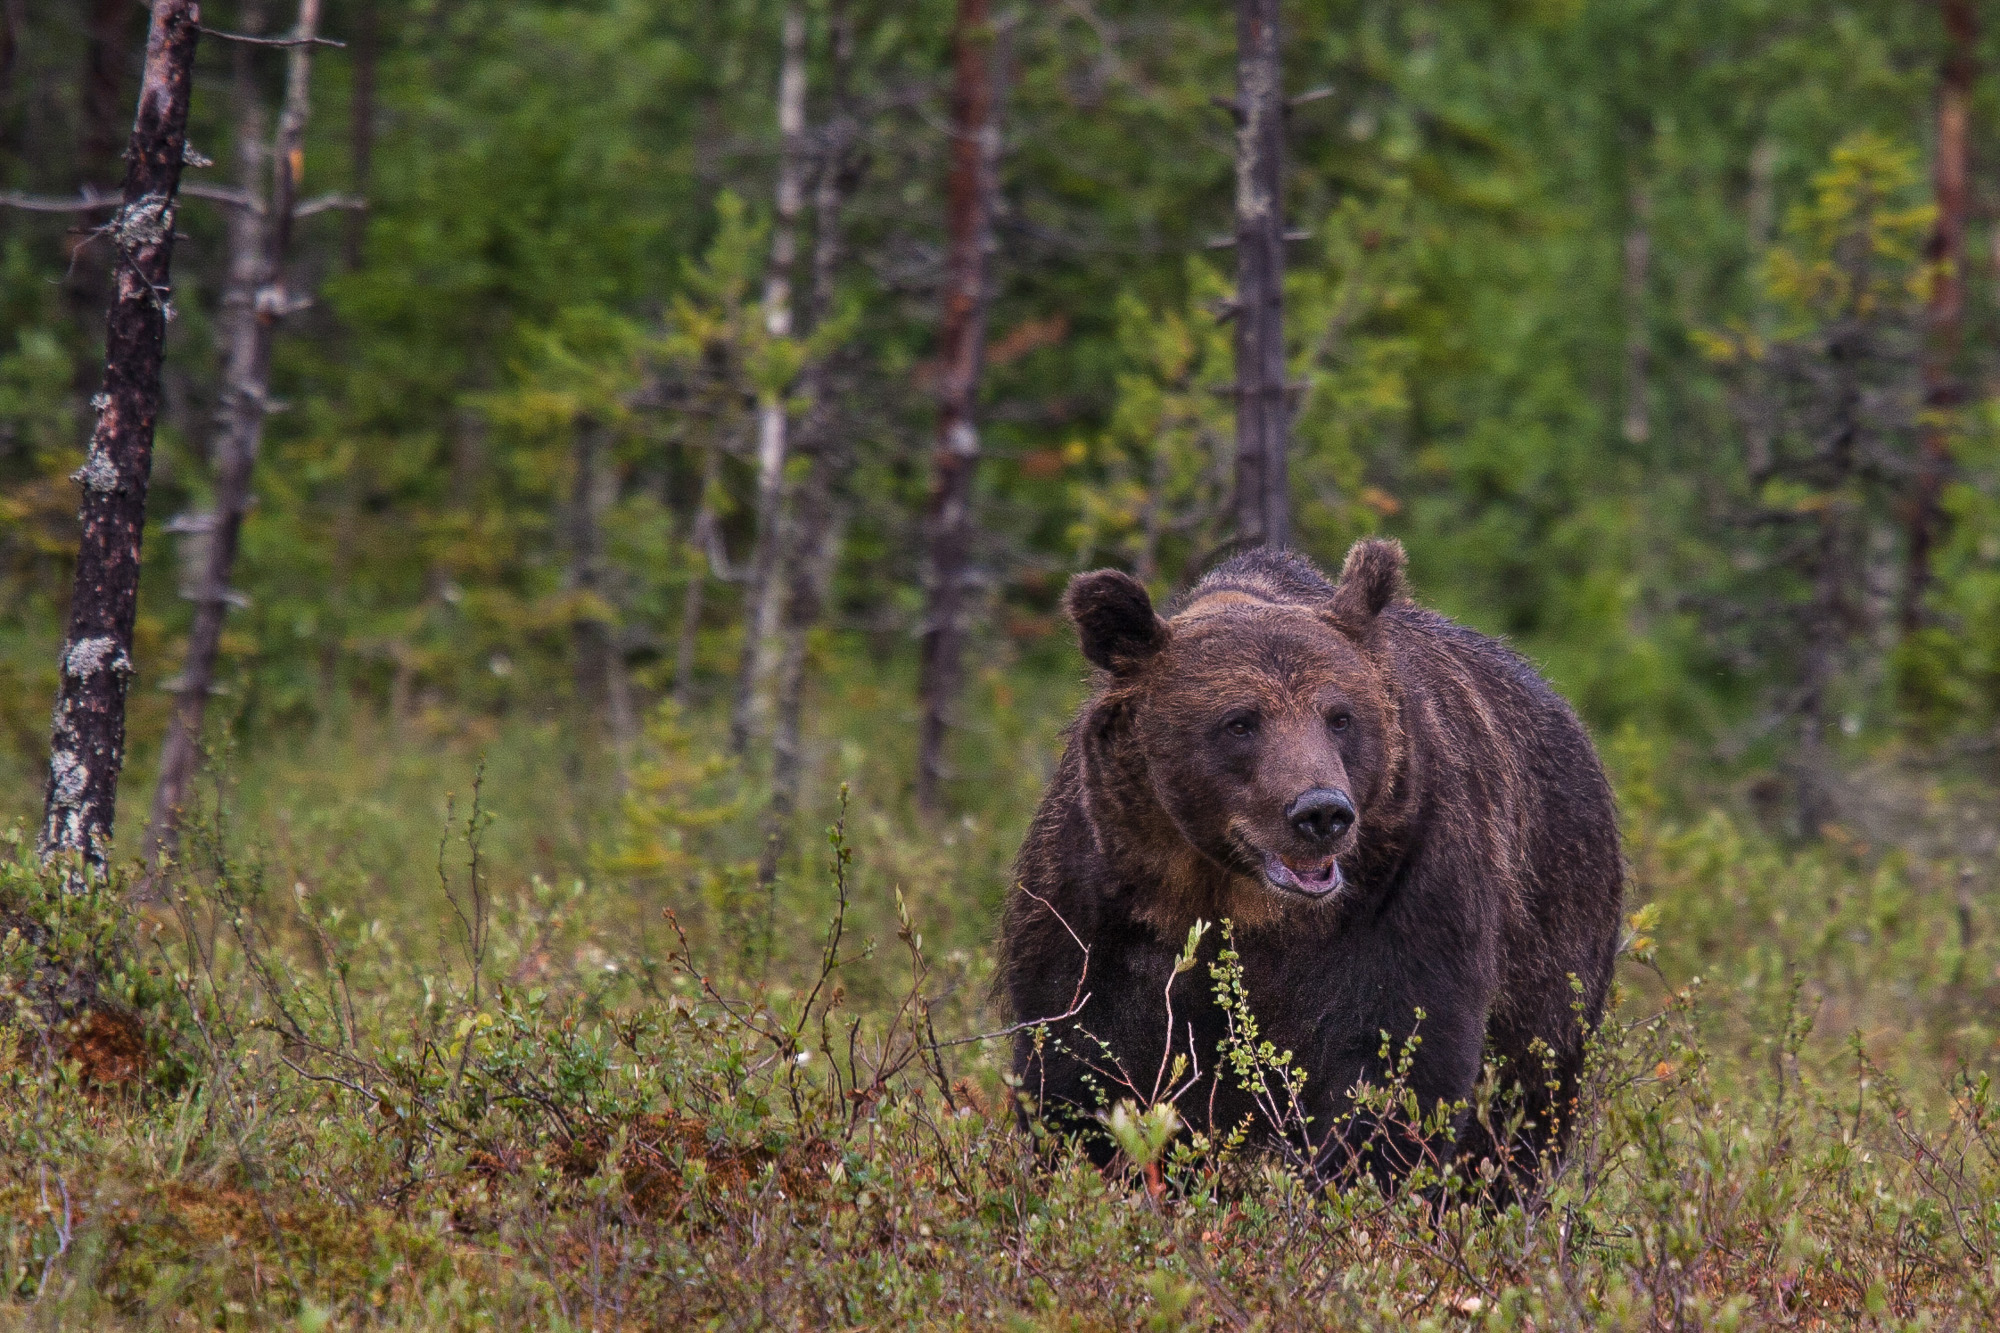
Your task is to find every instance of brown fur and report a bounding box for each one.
[1003,541,1623,1185]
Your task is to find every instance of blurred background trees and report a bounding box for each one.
[3,0,1998,857]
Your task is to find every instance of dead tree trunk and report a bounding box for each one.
[914,0,1001,815]
[1230,0,1287,549]
[729,2,810,756]
[1902,0,1976,633]
[761,1,861,886]
[146,0,322,861]
[40,0,201,873]
[566,418,637,759]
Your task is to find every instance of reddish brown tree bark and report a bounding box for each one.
[1902,0,1977,633]
[915,0,1001,815]
[1231,0,1287,548]
[42,0,202,872]
[146,0,323,860]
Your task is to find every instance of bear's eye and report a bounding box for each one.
[1222,712,1259,739]
[1327,711,1352,733]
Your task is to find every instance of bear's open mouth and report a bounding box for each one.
[1260,851,1342,898]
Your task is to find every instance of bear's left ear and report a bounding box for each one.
[1065,569,1169,674]
[1326,537,1406,635]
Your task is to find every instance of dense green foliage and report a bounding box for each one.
[4,1,1997,807]
[6,0,2000,1327]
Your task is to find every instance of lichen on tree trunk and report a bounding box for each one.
[42,0,202,876]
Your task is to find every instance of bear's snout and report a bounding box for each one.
[1286,787,1355,844]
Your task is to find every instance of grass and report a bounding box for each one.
[2,673,1999,1330]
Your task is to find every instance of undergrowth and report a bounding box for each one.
[1,719,1999,1329]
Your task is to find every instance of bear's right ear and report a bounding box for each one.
[1065,570,1169,674]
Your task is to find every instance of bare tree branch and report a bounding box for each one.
[0,188,123,212]
[198,26,342,48]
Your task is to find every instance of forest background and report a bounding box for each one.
[6,0,2000,1327]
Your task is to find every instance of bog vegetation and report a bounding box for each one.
[3,1,2000,1328]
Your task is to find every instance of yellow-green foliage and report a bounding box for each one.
[1066,259,1236,591]
[1696,132,1934,370]
[602,700,757,959]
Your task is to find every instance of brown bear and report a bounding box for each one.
[1002,539,1623,1187]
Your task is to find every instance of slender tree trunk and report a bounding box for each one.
[1746,136,1778,260]
[762,0,859,886]
[1135,433,1170,585]
[1794,312,1865,840]
[345,0,376,270]
[915,0,1001,815]
[1902,0,1976,633]
[730,3,810,756]
[1743,137,1779,480]
[565,418,637,759]
[41,0,201,874]
[324,0,370,713]
[672,440,726,708]
[146,0,322,862]
[1231,0,1287,548]
[1621,181,1652,446]
[761,474,841,886]
[1795,507,1844,839]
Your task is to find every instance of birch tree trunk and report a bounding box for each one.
[41,0,201,873]
[729,2,810,756]
[1231,0,1287,549]
[1901,0,1976,633]
[762,0,860,885]
[915,0,1001,815]
[146,0,322,861]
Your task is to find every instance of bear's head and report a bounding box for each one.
[1062,540,1408,930]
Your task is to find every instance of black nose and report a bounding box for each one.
[1287,788,1355,843]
